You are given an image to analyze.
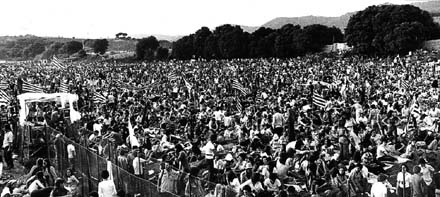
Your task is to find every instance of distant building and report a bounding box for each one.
[322,43,352,53]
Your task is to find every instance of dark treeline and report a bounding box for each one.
[346,4,440,56]
[172,24,344,60]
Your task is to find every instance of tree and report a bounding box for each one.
[214,24,249,59]
[193,27,212,58]
[156,47,169,60]
[274,24,301,58]
[22,41,46,58]
[248,27,276,58]
[302,24,344,53]
[59,41,83,55]
[172,35,194,60]
[92,39,109,55]
[136,36,159,60]
[203,34,218,59]
[41,42,64,59]
[345,4,440,55]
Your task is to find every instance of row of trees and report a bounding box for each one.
[172,4,440,58]
[135,36,169,60]
[0,36,111,60]
[172,24,343,59]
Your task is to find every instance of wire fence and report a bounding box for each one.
[53,133,179,197]
[50,128,239,197]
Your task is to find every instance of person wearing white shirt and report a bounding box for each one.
[396,164,411,197]
[239,174,264,194]
[98,170,116,197]
[263,173,282,193]
[213,109,224,122]
[132,151,148,176]
[272,108,284,136]
[224,116,233,127]
[93,119,104,136]
[201,137,215,160]
[28,171,46,194]
[67,143,76,169]
[2,129,13,169]
[370,174,388,197]
[0,181,13,197]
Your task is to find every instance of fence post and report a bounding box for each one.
[85,138,92,195]
[97,138,101,182]
[45,125,50,160]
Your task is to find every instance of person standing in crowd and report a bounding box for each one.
[370,173,388,197]
[419,158,435,196]
[2,128,13,169]
[396,164,411,197]
[132,151,148,177]
[185,167,204,197]
[117,149,129,171]
[67,143,76,169]
[98,170,116,197]
[272,107,284,136]
[158,158,179,195]
[410,166,426,197]
[349,163,366,197]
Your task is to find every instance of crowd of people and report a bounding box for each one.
[1,49,440,197]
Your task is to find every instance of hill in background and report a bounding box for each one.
[242,0,440,32]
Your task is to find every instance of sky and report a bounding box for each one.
[0,0,430,38]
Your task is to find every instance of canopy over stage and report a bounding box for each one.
[17,93,81,126]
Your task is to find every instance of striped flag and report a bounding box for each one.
[93,92,106,104]
[411,105,421,118]
[0,90,12,104]
[22,81,44,93]
[401,80,410,90]
[33,62,44,70]
[168,72,179,81]
[0,81,8,90]
[183,77,192,91]
[235,97,242,114]
[232,79,250,96]
[52,56,67,69]
[59,81,69,93]
[312,93,327,108]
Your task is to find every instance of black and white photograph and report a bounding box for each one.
[1,0,440,196]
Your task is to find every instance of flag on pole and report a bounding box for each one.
[93,92,106,104]
[232,79,250,96]
[168,72,179,81]
[401,80,410,90]
[51,56,67,69]
[183,77,193,91]
[22,81,44,93]
[235,97,242,114]
[59,81,69,93]
[0,90,12,104]
[312,93,327,108]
